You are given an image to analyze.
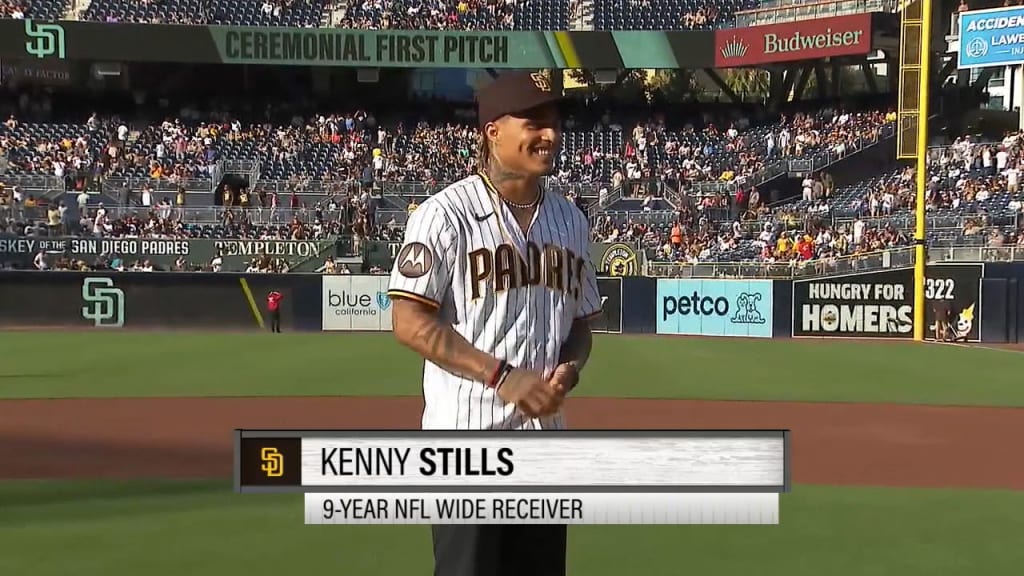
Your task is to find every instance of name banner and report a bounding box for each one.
[304,492,779,525]
[657,279,774,338]
[321,275,392,331]
[235,431,788,492]
[958,6,1024,69]
[791,264,983,340]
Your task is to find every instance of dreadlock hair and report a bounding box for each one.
[476,133,492,173]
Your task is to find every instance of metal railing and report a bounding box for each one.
[103,205,348,225]
[785,124,897,175]
[931,245,1024,263]
[733,0,896,27]
[0,174,66,193]
[223,160,260,173]
[100,177,214,195]
[646,246,917,279]
[832,212,1020,230]
[254,179,355,196]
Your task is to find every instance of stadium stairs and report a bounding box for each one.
[570,0,596,30]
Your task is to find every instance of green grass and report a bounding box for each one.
[2,331,1023,406]
[1,480,1021,576]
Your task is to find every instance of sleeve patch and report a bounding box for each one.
[395,242,434,278]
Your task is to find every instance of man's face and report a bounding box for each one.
[487,103,561,176]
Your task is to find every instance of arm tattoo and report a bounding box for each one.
[400,304,495,383]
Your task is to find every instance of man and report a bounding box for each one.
[266,290,283,333]
[387,71,601,576]
[932,298,952,342]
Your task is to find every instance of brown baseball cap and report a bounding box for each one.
[476,71,564,130]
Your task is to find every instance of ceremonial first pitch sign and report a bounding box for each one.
[235,430,790,525]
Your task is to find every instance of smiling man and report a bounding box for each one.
[385,70,603,576]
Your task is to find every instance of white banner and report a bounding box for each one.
[305,492,778,525]
[321,275,393,331]
[301,435,785,488]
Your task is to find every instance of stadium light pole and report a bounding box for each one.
[912,0,933,342]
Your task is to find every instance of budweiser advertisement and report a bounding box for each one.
[714,13,873,68]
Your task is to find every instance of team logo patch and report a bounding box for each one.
[600,243,638,276]
[396,242,433,278]
[530,71,551,92]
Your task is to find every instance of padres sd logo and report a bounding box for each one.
[261,447,284,478]
[601,243,638,276]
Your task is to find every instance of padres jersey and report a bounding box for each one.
[388,173,602,431]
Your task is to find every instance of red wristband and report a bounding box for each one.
[487,360,513,389]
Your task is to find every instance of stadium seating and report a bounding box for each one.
[594,0,761,30]
[82,0,330,27]
[4,0,783,30]
[0,0,70,20]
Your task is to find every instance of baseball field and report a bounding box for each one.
[2,331,1023,575]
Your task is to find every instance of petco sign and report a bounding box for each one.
[714,13,872,68]
[657,279,773,338]
[322,275,393,331]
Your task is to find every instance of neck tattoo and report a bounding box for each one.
[482,168,541,210]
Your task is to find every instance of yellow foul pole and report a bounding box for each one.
[900,0,934,342]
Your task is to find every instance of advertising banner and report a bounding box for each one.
[591,241,642,276]
[0,271,318,330]
[791,265,983,341]
[656,279,774,338]
[0,236,336,272]
[957,6,1024,69]
[714,13,872,68]
[592,277,623,334]
[322,275,393,331]
[1,19,716,70]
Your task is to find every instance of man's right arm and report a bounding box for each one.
[386,201,498,383]
[386,201,559,416]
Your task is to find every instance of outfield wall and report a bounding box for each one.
[0,271,323,331]
[0,264,1020,342]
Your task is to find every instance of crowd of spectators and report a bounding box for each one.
[330,0,516,30]
[0,102,895,208]
[9,93,1016,274]
[0,0,771,29]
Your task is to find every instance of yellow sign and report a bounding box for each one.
[260,447,283,477]
[600,243,638,276]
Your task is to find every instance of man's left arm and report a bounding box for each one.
[550,247,603,392]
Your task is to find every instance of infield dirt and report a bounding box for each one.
[1,396,1022,490]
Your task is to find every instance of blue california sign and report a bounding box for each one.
[959,6,1024,69]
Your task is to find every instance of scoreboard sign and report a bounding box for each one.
[792,264,983,341]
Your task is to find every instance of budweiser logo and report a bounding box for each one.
[763,28,865,55]
[720,36,748,59]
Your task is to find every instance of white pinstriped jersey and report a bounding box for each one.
[387,173,602,431]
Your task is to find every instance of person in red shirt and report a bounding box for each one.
[266,290,283,333]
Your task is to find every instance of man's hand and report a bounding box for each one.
[497,367,562,418]
[546,362,580,395]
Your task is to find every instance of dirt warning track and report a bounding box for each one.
[1,396,1022,490]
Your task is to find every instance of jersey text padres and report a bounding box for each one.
[388,174,601,431]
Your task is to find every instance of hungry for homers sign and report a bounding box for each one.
[791,265,983,341]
